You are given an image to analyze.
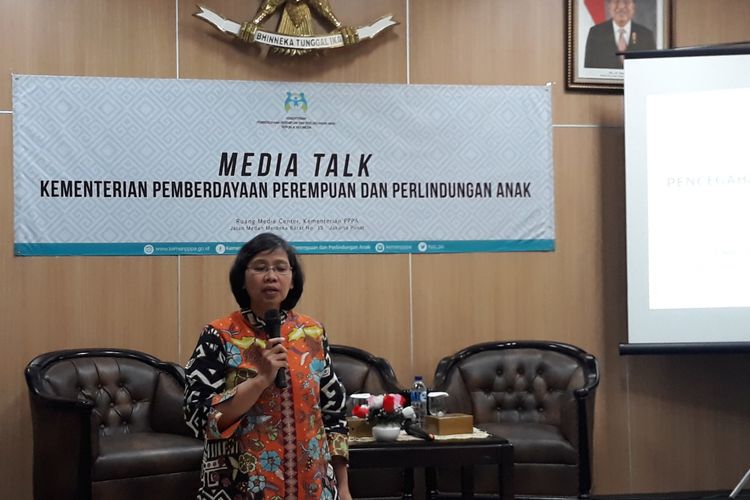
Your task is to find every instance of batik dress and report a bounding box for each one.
[184,309,349,499]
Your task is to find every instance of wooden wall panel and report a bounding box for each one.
[178,0,407,84]
[409,0,625,125]
[583,126,631,494]
[627,355,750,492]
[409,0,559,86]
[673,0,750,47]
[0,0,176,109]
[0,116,31,499]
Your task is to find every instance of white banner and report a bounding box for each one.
[13,75,554,256]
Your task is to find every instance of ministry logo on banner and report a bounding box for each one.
[284,92,308,112]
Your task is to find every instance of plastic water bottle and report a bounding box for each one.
[410,375,428,428]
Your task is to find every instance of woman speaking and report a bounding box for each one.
[184,233,350,499]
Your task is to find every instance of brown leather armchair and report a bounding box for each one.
[430,341,600,498]
[25,348,203,500]
[330,344,407,499]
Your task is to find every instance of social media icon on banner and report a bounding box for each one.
[215,244,226,254]
[375,243,385,253]
[418,242,427,252]
[144,245,154,255]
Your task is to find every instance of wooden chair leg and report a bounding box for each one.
[402,467,415,500]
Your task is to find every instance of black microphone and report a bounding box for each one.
[403,421,435,441]
[264,309,286,389]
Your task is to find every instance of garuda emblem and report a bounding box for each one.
[196,1,397,56]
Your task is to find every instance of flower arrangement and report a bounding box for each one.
[351,393,416,428]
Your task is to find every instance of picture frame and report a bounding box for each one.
[567,0,671,90]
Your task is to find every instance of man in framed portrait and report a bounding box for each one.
[584,0,656,69]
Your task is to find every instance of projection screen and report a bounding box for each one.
[623,46,750,354]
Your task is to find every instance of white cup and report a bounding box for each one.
[428,391,449,417]
[348,392,371,416]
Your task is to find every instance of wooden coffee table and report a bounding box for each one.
[348,434,513,499]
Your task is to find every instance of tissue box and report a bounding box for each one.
[346,417,372,438]
[424,413,473,435]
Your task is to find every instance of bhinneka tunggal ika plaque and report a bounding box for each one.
[195,0,397,56]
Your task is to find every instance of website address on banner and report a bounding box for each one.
[13,240,554,256]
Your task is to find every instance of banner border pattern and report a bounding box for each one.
[15,240,555,256]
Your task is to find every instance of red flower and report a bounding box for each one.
[352,405,369,418]
[395,394,406,407]
[383,394,401,413]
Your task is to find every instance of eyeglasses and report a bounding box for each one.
[246,262,293,275]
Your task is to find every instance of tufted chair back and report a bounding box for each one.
[439,347,586,429]
[38,355,184,436]
[432,341,599,498]
[26,348,202,500]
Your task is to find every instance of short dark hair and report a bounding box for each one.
[229,233,304,311]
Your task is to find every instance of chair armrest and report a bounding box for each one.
[27,391,95,500]
[560,354,599,443]
[573,354,600,398]
[563,355,599,496]
[29,390,95,411]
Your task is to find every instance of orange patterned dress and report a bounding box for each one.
[184,310,349,499]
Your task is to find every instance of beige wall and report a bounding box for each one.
[2,1,750,498]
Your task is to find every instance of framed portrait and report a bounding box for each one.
[567,0,671,90]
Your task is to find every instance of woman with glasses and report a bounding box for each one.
[184,233,351,499]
